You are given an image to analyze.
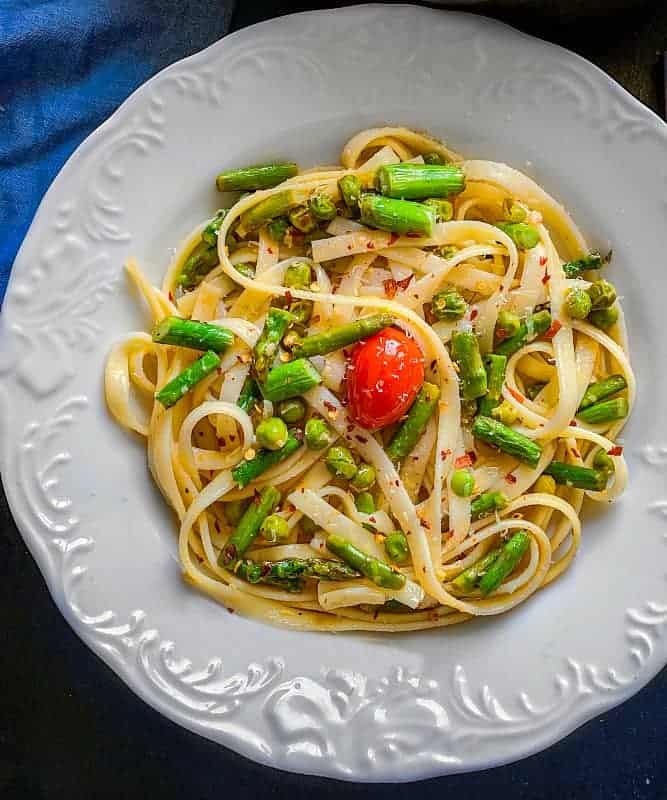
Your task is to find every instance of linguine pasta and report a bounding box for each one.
[105,127,633,632]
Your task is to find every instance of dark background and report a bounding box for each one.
[1,3,666,798]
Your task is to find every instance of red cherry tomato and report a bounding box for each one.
[347,327,424,430]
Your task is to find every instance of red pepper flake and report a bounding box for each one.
[368,516,376,524]
[323,400,337,413]
[388,233,400,245]
[508,386,525,404]
[440,448,452,460]
[495,327,508,342]
[569,420,577,427]
[366,241,376,250]
[470,308,479,321]
[355,434,368,444]
[284,290,293,305]
[168,290,174,302]
[346,423,355,433]
[396,274,414,292]
[421,519,431,529]
[608,445,623,456]
[505,472,517,484]
[544,320,563,340]
[347,244,353,251]
[311,315,321,325]
[454,453,473,469]
[219,436,227,447]
[541,271,551,284]
[214,520,221,533]
[229,434,236,442]
[406,232,420,239]
[267,247,274,255]
[570,447,581,459]
[226,607,235,614]
[466,450,477,464]
[383,278,397,299]
[539,256,547,267]
[394,479,400,487]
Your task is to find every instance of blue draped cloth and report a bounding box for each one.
[0,0,236,305]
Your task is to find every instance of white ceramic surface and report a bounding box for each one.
[1,5,666,782]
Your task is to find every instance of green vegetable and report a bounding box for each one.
[431,289,467,321]
[384,531,410,565]
[155,350,220,408]
[232,436,302,488]
[561,250,610,279]
[267,217,290,242]
[451,331,488,400]
[177,240,219,289]
[220,485,281,566]
[578,375,627,410]
[239,190,301,233]
[386,382,441,462]
[338,174,362,210]
[495,222,540,250]
[589,306,619,330]
[451,469,475,497]
[478,354,507,417]
[587,279,617,310]
[435,244,458,260]
[525,382,546,400]
[472,415,542,466]
[152,317,234,353]
[452,547,502,593]
[422,198,454,222]
[224,499,248,526]
[254,307,295,381]
[291,314,394,359]
[256,417,289,451]
[576,397,628,425]
[300,516,318,537]
[216,163,298,192]
[533,475,556,494]
[495,310,521,340]
[376,163,465,199]
[289,300,314,328]
[471,491,508,520]
[543,461,607,491]
[502,199,527,223]
[593,448,615,474]
[260,513,290,543]
[234,262,255,279]
[304,418,333,450]
[288,205,318,233]
[359,194,436,236]
[479,532,530,595]
[326,534,406,590]
[494,310,552,357]
[564,288,592,320]
[202,209,227,246]
[461,398,479,425]
[325,446,358,480]
[284,261,312,289]
[354,491,375,515]
[262,358,322,403]
[277,398,306,424]
[423,152,445,165]
[235,557,361,590]
[350,463,376,491]
[237,377,260,414]
[491,400,520,426]
[308,193,337,221]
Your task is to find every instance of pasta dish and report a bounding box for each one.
[105,127,633,632]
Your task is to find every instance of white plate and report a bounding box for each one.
[1,5,666,782]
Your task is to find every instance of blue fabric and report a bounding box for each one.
[0,0,236,305]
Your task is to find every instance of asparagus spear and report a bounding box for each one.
[219,486,281,566]
[262,358,322,403]
[216,163,298,192]
[471,491,508,520]
[543,461,607,491]
[152,317,234,353]
[359,194,436,236]
[232,436,302,488]
[238,190,302,234]
[478,354,507,417]
[308,193,337,221]
[237,377,261,414]
[326,534,406,590]
[494,310,552,357]
[472,415,542,466]
[495,222,540,250]
[451,331,488,400]
[202,209,227,246]
[479,532,530,595]
[338,175,362,211]
[578,375,627,410]
[376,163,465,199]
[254,307,295,381]
[288,205,318,233]
[384,532,409,565]
[430,290,467,321]
[452,547,503,593]
[502,199,527,223]
[422,198,454,222]
[155,350,220,408]
[386,382,440,462]
[291,314,394,359]
[576,397,628,424]
[177,240,219,290]
[235,557,361,589]
[561,250,610,279]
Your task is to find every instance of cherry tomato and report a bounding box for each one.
[347,327,424,430]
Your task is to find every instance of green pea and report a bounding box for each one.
[260,514,290,543]
[350,463,376,491]
[354,491,375,515]
[589,306,619,330]
[435,244,458,259]
[256,417,289,451]
[278,398,306,424]
[325,445,357,480]
[304,418,333,450]
[451,468,475,497]
[502,199,528,223]
[564,287,592,320]
[384,531,409,564]
[284,261,312,289]
[587,280,617,310]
